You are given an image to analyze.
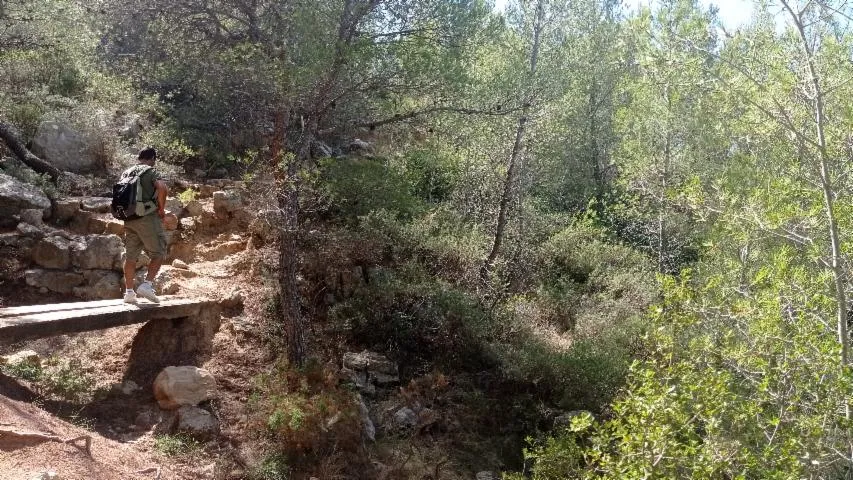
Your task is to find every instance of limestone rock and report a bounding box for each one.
[0,350,40,367]
[358,394,375,442]
[249,210,279,243]
[393,407,417,429]
[343,351,398,376]
[80,197,112,213]
[176,405,220,440]
[212,190,243,214]
[71,234,123,270]
[153,366,217,410]
[200,240,245,261]
[179,217,197,230]
[87,216,124,235]
[31,120,99,173]
[32,236,71,270]
[25,269,84,294]
[218,289,243,309]
[16,222,45,239]
[74,270,122,300]
[52,198,81,223]
[172,259,189,269]
[185,200,204,217]
[0,173,51,226]
[19,209,44,226]
[29,470,60,480]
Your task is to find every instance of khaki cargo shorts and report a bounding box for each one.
[124,214,166,261]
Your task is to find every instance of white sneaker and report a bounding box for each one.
[123,290,138,304]
[137,282,160,304]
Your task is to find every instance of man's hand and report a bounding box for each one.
[157,208,166,220]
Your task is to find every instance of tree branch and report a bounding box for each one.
[0,119,61,182]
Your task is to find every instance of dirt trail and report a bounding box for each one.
[0,192,276,479]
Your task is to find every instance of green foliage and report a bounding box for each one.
[154,434,202,457]
[318,157,424,222]
[248,454,290,480]
[1,360,43,382]
[39,357,96,403]
[248,360,362,458]
[178,188,198,204]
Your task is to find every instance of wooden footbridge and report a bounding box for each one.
[0,297,215,343]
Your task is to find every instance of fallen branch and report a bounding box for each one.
[0,427,92,456]
[0,118,61,181]
[134,466,162,480]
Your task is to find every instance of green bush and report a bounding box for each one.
[154,433,202,456]
[248,360,362,458]
[249,454,290,480]
[1,360,43,381]
[318,157,424,222]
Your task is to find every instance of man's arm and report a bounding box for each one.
[154,179,168,218]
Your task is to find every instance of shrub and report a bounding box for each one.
[1,360,43,382]
[154,433,202,456]
[248,360,362,459]
[178,188,198,204]
[317,157,424,222]
[39,357,96,403]
[248,454,290,480]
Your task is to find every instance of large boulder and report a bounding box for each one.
[32,236,72,270]
[31,120,99,173]
[153,366,217,410]
[0,173,51,227]
[71,234,124,270]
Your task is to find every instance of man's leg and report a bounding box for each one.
[124,258,137,289]
[146,257,163,283]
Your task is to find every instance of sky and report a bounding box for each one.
[493,0,758,30]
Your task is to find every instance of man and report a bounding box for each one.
[122,147,168,304]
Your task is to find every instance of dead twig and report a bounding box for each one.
[0,427,92,456]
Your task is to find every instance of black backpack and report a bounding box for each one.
[111,165,154,220]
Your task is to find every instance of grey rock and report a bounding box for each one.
[119,114,142,140]
[342,351,398,376]
[19,208,44,226]
[370,371,400,386]
[52,198,81,223]
[71,234,123,270]
[0,173,50,226]
[393,407,417,429]
[16,222,45,239]
[213,190,243,214]
[476,472,496,480]
[218,289,243,309]
[80,197,112,213]
[25,269,84,294]
[31,120,99,173]
[184,200,204,217]
[74,270,121,300]
[176,405,220,440]
[153,366,217,410]
[32,236,71,269]
[357,394,375,442]
[172,259,189,269]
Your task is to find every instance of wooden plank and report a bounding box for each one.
[0,299,124,318]
[0,296,185,317]
[0,298,213,343]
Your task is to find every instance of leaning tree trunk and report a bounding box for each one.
[480,0,545,286]
[0,118,61,181]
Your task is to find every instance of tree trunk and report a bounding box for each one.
[781,0,850,424]
[0,119,61,181]
[480,0,545,286]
